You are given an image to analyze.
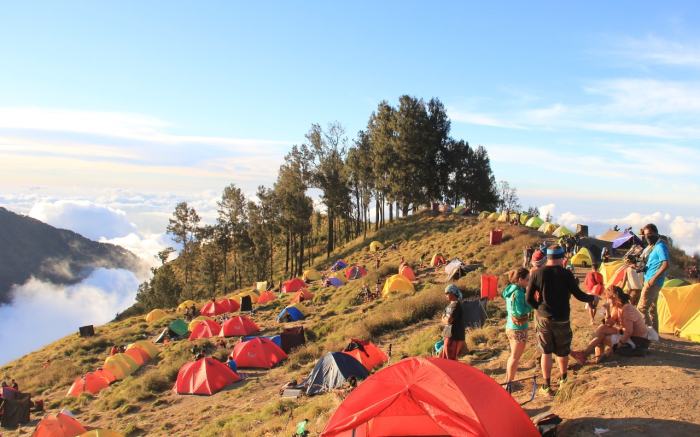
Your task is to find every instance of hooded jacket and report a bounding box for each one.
[502,283,533,330]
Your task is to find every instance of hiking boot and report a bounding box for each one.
[538,384,556,397]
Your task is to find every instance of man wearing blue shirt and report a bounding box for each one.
[638,223,670,332]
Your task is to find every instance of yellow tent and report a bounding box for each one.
[381,274,415,297]
[496,212,508,223]
[188,316,212,332]
[599,261,625,287]
[177,300,197,313]
[509,212,519,222]
[679,311,700,343]
[519,213,529,225]
[79,430,125,437]
[478,211,490,220]
[126,340,159,358]
[538,222,557,234]
[657,284,700,335]
[552,226,574,237]
[303,269,322,282]
[570,247,593,267]
[232,290,259,304]
[145,309,167,324]
[526,216,543,229]
[369,241,384,252]
[104,354,139,380]
[255,281,268,292]
[487,212,499,221]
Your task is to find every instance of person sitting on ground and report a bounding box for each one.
[295,418,310,437]
[109,344,119,356]
[583,265,605,325]
[439,285,465,360]
[502,267,533,392]
[572,286,649,364]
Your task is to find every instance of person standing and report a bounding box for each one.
[526,245,598,396]
[637,224,670,332]
[502,268,533,391]
[621,256,644,306]
[439,285,465,360]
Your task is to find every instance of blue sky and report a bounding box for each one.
[1,1,699,254]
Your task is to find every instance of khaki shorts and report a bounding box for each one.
[536,316,572,357]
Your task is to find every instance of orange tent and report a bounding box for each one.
[322,357,539,437]
[93,368,117,384]
[33,412,87,437]
[230,337,288,369]
[219,316,260,337]
[66,372,110,397]
[257,290,277,305]
[124,347,151,366]
[188,319,221,340]
[342,340,388,371]
[174,357,241,395]
[399,265,416,281]
[291,289,314,304]
[282,278,306,293]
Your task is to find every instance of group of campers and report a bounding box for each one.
[439,223,669,397]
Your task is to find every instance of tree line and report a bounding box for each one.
[134,95,502,311]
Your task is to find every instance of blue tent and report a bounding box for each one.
[304,352,369,396]
[612,232,642,249]
[327,277,343,287]
[331,260,348,271]
[242,335,282,347]
[277,306,304,322]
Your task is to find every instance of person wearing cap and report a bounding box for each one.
[439,284,465,360]
[526,245,598,396]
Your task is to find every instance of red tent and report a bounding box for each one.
[282,278,306,293]
[257,290,277,304]
[345,265,368,280]
[322,357,539,437]
[188,319,221,340]
[93,368,117,384]
[399,265,416,281]
[174,357,241,395]
[33,412,86,437]
[200,298,240,316]
[342,340,388,371]
[230,337,288,369]
[291,289,314,304]
[66,372,110,397]
[124,346,151,366]
[219,316,260,337]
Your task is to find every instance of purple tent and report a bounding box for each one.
[612,232,642,249]
[331,260,348,271]
[327,277,343,287]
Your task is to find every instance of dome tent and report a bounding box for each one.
[145,309,167,323]
[230,337,288,369]
[174,357,240,395]
[305,352,369,396]
[382,274,414,297]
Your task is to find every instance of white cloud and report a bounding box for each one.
[100,233,173,268]
[611,35,700,68]
[0,268,140,365]
[29,200,137,240]
[448,109,524,129]
[538,203,556,220]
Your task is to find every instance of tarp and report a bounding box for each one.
[257,290,277,305]
[382,274,415,297]
[321,357,539,437]
[230,337,288,369]
[145,309,167,323]
[305,352,369,396]
[369,241,384,252]
[277,306,305,322]
[174,357,240,395]
[66,372,110,397]
[188,319,221,340]
[220,316,260,337]
[658,284,700,334]
[571,247,594,267]
[177,300,197,313]
[599,229,624,242]
[188,316,213,332]
[399,265,416,281]
[168,319,189,337]
[331,260,348,271]
[444,259,463,279]
[303,269,322,281]
[612,232,642,249]
[292,289,315,304]
[200,298,239,316]
[342,340,388,371]
[282,278,306,293]
[552,225,574,237]
[33,412,86,437]
[345,265,367,280]
[525,216,544,229]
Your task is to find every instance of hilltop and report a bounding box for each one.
[0,206,146,303]
[1,213,698,436]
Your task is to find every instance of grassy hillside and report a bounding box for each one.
[2,213,698,436]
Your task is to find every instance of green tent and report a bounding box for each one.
[525,216,544,229]
[169,319,189,337]
[664,278,690,288]
[553,225,574,237]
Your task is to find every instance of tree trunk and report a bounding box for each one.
[327,210,334,259]
[298,234,304,277]
[222,249,228,293]
[285,231,290,276]
[374,196,379,231]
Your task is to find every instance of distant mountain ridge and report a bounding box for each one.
[0,206,146,304]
